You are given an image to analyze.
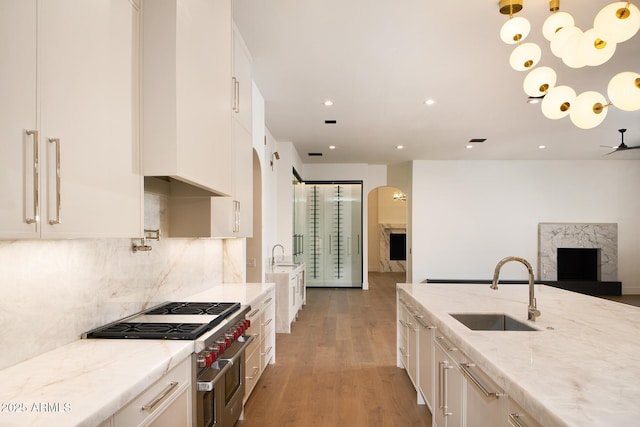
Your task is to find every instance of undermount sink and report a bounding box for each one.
[450,313,539,331]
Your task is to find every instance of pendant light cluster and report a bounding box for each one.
[499,0,640,129]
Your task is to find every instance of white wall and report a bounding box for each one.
[303,163,387,289]
[410,160,640,294]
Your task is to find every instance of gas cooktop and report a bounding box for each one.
[84,301,241,340]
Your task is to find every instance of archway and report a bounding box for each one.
[246,149,263,282]
[367,186,408,282]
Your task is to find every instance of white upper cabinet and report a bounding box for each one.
[141,0,233,197]
[206,24,254,238]
[0,0,143,239]
[232,24,253,133]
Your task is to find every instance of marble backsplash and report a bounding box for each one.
[0,192,226,371]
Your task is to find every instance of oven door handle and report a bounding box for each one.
[219,334,256,366]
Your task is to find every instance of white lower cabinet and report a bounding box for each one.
[461,360,506,427]
[416,309,435,411]
[268,264,306,333]
[398,300,419,388]
[244,290,276,403]
[113,357,191,427]
[398,290,537,427]
[434,335,464,427]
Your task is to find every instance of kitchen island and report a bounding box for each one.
[397,283,640,426]
[0,282,274,427]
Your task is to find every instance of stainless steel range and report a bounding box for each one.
[84,301,254,427]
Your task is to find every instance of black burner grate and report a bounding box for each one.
[86,322,210,340]
[146,302,241,316]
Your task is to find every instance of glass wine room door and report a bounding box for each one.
[304,182,363,288]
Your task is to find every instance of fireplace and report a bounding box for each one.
[557,248,599,281]
[389,233,406,261]
[379,223,406,272]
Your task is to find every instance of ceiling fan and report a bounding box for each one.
[601,129,640,155]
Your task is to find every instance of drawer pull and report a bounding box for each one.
[264,297,273,304]
[460,363,502,398]
[263,318,273,327]
[508,413,528,427]
[247,309,260,318]
[261,346,273,356]
[436,335,458,352]
[141,381,179,412]
[246,366,260,380]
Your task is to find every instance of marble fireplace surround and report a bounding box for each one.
[379,223,406,272]
[538,223,617,281]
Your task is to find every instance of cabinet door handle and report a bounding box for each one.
[25,130,39,225]
[141,381,179,412]
[442,361,452,416]
[262,318,273,327]
[235,79,240,113]
[48,138,61,225]
[247,309,260,318]
[261,346,272,356]
[232,77,238,112]
[460,363,502,398]
[264,297,273,305]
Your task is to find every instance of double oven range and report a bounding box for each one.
[84,301,254,427]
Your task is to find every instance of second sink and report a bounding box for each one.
[450,313,539,331]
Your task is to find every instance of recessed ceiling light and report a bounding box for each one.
[396,145,404,149]
[539,145,546,149]
[527,96,544,104]
[323,100,334,106]
[466,144,474,149]
[329,145,336,150]
[424,99,435,105]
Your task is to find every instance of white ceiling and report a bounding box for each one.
[233,0,640,164]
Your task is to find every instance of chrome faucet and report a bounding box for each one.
[271,244,285,267]
[490,256,541,321]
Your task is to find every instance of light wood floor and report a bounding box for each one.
[237,272,431,427]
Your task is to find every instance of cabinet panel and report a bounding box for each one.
[417,312,435,411]
[434,337,464,427]
[462,362,505,427]
[39,0,141,238]
[0,0,38,238]
[142,0,232,196]
[244,346,261,400]
[114,357,190,427]
[1,0,142,239]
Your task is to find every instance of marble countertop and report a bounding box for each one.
[397,283,640,427]
[0,282,274,427]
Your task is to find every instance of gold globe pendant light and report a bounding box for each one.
[523,66,557,97]
[498,0,639,128]
[608,71,640,111]
[569,91,609,129]
[501,17,531,44]
[542,85,576,119]
[510,42,542,71]
[578,28,617,66]
[543,11,575,40]
[594,1,640,43]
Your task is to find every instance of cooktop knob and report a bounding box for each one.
[205,351,217,367]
